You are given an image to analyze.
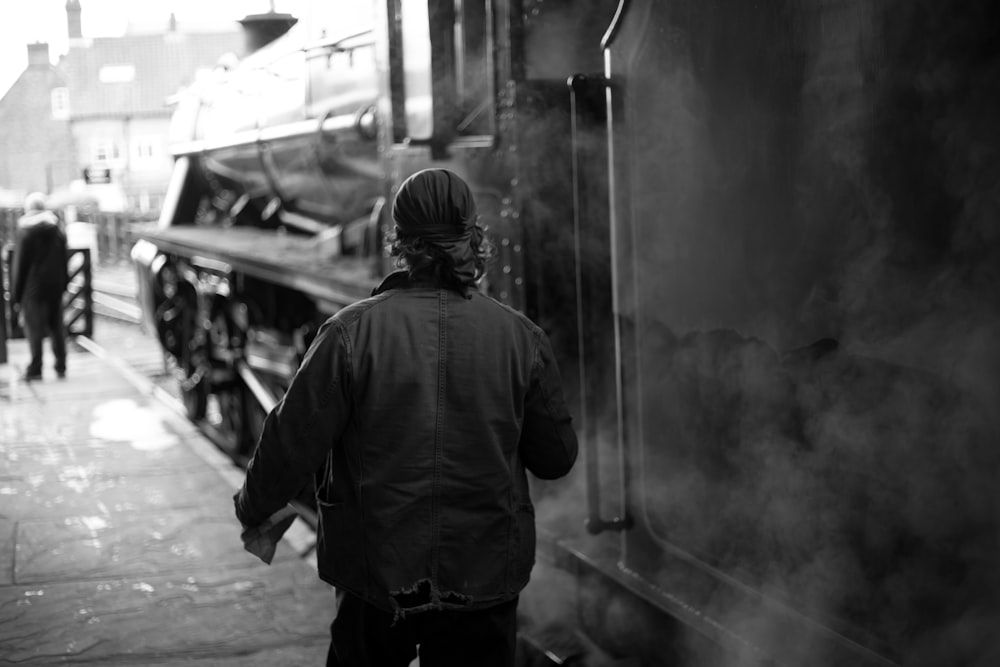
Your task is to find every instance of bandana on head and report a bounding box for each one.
[392,169,478,285]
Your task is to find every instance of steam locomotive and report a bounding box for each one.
[132,1,1000,665]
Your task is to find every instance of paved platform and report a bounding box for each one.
[0,338,334,665]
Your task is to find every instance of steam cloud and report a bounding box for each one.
[523,0,1000,665]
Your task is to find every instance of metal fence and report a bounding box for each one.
[0,208,20,250]
[0,206,144,361]
[0,207,149,265]
[1,246,93,340]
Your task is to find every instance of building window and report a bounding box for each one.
[92,140,121,164]
[131,136,159,169]
[51,87,70,120]
[99,64,136,83]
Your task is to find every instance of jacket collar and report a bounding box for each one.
[18,210,58,229]
[373,269,435,296]
[372,269,475,298]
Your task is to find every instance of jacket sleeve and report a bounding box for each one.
[234,318,352,527]
[519,329,579,480]
[11,228,31,305]
[58,230,69,291]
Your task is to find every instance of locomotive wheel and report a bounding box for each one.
[179,356,209,421]
[178,318,209,421]
[217,380,266,460]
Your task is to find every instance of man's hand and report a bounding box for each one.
[239,504,299,564]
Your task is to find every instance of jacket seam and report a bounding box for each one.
[430,289,447,585]
[332,317,372,598]
[476,293,542,336]
[533,330,570,462]
[332,291,394,327]
[504,435,517,593]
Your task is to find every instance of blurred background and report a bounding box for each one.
[0,0,359,215]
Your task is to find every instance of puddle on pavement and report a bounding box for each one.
[88,399,179,451]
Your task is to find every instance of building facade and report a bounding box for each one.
[0,1,241,212]
[0,43,76,199]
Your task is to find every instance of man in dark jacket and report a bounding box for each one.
[234,169,578,666]
[12,193,68,381]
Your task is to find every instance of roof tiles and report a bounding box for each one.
[61,31,242,118]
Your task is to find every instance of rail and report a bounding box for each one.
[569,73,632,535]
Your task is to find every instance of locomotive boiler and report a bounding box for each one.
[132,3,384,452]
[133,1,1000,665]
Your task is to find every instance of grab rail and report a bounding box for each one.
[569,73,632,535]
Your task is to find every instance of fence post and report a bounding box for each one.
[61,248,94,338]
[110,214,121,263]
[0,245,7,365]
[121,215,133,263]
[0,208,20,248]
[82,248,93,336]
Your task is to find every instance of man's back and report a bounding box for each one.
[14,210,67,303]
[235,168,578,667]
[320,276,576,612]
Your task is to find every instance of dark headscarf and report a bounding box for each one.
[392,169,478,285]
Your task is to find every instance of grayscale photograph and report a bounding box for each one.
[1,1,997,665]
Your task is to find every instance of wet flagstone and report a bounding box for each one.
[1,467,233,520]
[0,559,332,665]
[14,507,298,584]
[0,338,333,664]
[0,395,182,445]
[2,436,207,477]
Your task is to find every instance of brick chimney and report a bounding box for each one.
[27,42,50,67]
[66,0,83,39]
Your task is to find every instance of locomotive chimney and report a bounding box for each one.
[237,9,298,54]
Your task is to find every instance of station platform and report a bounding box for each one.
[0,337,333,665]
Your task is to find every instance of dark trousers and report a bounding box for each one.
[327,591,518,667]
[22,295,66,376]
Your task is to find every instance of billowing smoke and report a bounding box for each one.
[522,0,1000,665]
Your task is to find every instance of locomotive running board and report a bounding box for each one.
[532,529,899,667]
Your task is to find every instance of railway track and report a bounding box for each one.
[91,277,144,323]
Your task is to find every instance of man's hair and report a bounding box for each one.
[387,222,494,288]
[24,192,46,212]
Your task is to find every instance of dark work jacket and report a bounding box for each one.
[235,271,578,616]
[12,211,68,305]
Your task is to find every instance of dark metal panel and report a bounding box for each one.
[604,0,1000,664]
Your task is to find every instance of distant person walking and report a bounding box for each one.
[235,169,578,667]
[12,192,68,381]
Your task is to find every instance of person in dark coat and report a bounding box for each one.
[12,192,68,381]
[234,168,578,667]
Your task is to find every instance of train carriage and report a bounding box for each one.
[133,1,1000,665]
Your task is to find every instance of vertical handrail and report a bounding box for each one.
[110,215,121,263]
[0,241,7,365]
[569,73,632,535]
